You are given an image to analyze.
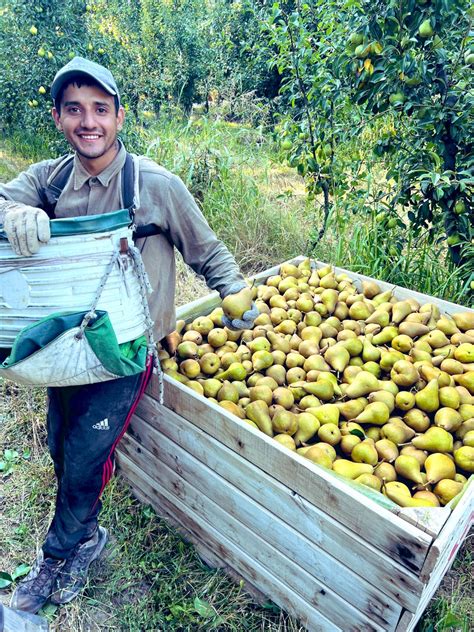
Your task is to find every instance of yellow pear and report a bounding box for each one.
[303,445,333,469]
[375,439,399,462]
[394,455,424,484]
[454,446,474,472]
[383,481,437,507]
[272,409,298,435]
[344,371,380,397]
[424,453,456,484]
[324,344,350,372]
[354,473,382,492]
[219,400,246,419]
[413,490,440,506]
[434,407,463,432]
[353,401,391,426]
[452,312,474,332]
[412,426,453,453]
[351,439,379,465]
[332,459,374,479]
[293,412,320,445]
[245,400,273,436]
[273,434,297,451]
[433,479,464,505]
[453,371,474,394]
[391,300,414,324]
[374,462,397,482]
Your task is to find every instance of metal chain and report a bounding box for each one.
[127,244,164,405]
[76,249,121,339]
[75,237,164,405]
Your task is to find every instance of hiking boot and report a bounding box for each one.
[10,552,65,614]
[50,526,108,605]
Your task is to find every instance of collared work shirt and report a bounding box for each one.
[0,142,245,340]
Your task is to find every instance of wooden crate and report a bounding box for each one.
[117,260,474,632]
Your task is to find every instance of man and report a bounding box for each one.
[0,57,257,614]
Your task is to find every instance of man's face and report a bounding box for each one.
[52,82,125,173]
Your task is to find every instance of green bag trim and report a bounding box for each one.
[50,209,131,236]
[2,309,147,378]
[0,209,130,241]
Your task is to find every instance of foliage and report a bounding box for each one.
[343,0,474,272]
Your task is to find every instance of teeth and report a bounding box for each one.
[81,135,100,139]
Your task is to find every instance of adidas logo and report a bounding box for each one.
[92,418,110,430]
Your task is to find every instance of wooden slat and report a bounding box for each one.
[118,436,385,632]
[148,376,432,574]
[131,394,424,612]
[123,407,404,628]
[117,450,342,632]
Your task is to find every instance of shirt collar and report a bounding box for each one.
[73,140,126,190]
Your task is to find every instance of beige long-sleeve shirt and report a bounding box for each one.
[0,142,245,340]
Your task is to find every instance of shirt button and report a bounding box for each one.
[90,177,98,185]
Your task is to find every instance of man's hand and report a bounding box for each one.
[221,285,259,331]
[3,203,51,256]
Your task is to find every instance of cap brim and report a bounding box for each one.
[51,70,117,100]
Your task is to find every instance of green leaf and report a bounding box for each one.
[12,563,31,581]
[0,571,13,589]
[350,429,365,439]
[194,596,214,618]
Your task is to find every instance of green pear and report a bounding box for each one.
[252,350,274,372]
[345,371,380,398]
[245,400,273,436]
[400,445,428,467]
[317,423,341,446]
[351,439,378,465]
[320,289,339,313]
[434,407,463,432]
[375,439,399,462]
[425,453,456,484]
[374,462,397,483]
[273,434,297,451]
[217,382,240,404]
[303,445,333,469]
[272,409,298,435]
[415,379,440,413]
[403,408,430,432]
[336,398,367,420]
[354,473,382,492]
[391,334,414,353]
[395,391,416,411]
[438,386,461,409]
[390,360,419,387]
[381,421,415,445]
[308,403,340,426]
[394,455,424,484]
[454,371,474,395]
[293,412,320,445]
[219,400,246,419]
[265,364,287,385]
[368,390,395,412]
[452,312,474,332]
[333,459,374,479]
[372,326,399,345]
[214,362,247,381]
[324,344,350,372]
[301,380,334,401]
[412,426,453,453]
[362,336,381,362]
[340,434,362,454]
[353,401,391,426]
[391,300,413,324]
[372,290,393,306]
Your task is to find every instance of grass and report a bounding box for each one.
[0,121,473,631]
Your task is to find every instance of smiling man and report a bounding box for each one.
[0,57,257,614]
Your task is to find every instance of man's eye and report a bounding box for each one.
[68,107,80,113]
[97,107,107,113]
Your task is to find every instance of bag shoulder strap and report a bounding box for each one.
[40,151,161,239]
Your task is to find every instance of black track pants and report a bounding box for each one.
[42,360,153,559]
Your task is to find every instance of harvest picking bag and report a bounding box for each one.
[0,310,148,387]
[0,210,163,398]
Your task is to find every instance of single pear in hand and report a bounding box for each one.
[222,287,253,320]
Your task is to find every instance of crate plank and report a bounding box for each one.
[118,436,385,632]
[117,451,343,632]
[148,377,432,574]
[131,393,424,612]
[124,407,404,628]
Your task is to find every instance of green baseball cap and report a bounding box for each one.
[51,56,120,103]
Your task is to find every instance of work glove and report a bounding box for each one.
[3,203,51,256]
[221,283,259,331]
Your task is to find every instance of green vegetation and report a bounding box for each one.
[0,0,473,628]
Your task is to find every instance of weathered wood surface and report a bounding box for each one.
[131,393,423,612]
[148,377,432,575]
[117,450,343,632]
[118,434,386,632]
[126,402,410,626]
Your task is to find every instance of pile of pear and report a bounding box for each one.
[160,258,474,509]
